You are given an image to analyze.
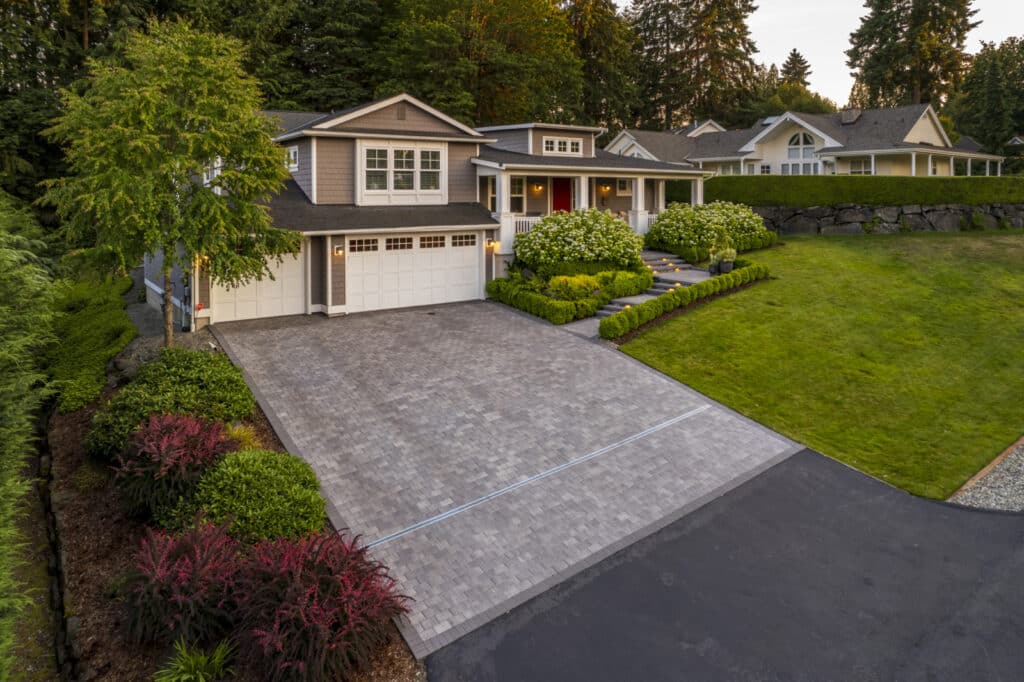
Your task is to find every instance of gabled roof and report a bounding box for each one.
[476,122,607,134]
[1009,135,1024,146]
[269,181,498,233]
[262,110,327,134]
[310,93,482,137]
[474,145,705,175]
[739,111,845,152]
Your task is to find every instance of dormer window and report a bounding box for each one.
[543,136,583,157]
[286,146,299,172]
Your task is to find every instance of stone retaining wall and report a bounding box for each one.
[754,203,1024,235]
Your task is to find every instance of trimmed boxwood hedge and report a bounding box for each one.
[598,263,771,340]
[705,176,1024,208]
[487,269,653,325]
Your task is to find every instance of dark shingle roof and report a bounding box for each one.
[954,136,983,152]
[268,181,497,232]
[476,146,700,172]
[622,130,697,163]
[261,110,327,134]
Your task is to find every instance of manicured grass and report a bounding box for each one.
[622,232,1024,499]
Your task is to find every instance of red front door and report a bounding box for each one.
[551,178,573,212]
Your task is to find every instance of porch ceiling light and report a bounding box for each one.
[532,183,544,192]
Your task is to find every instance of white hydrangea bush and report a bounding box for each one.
[647,201,770,253]
[514,209,644,270]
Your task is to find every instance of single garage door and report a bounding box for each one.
[346,232,482,313]
[210,246,305,323]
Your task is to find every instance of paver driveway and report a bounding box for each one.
[213,302,799,656]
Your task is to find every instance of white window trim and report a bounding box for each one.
[356,139,448,206]
[542,136,584,157]
[510,176,526,215]
[616,178,632,196]
[286,146,299,172]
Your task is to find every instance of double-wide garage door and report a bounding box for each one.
[346,232,483,313]
[210,246,305,323]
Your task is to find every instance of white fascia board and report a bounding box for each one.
[274,130,497,144]
[469,158,705,177]
[739,112,842,153]
[297,224,497,236]
[911,105,953,148]
[311,93,482,137]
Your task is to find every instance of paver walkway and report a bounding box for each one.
[213,302,799,657]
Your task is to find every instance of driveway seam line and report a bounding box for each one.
[368,404,713,549]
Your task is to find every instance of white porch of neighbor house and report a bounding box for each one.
[479,172,704,255]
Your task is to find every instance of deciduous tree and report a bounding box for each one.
[44,21,298,347]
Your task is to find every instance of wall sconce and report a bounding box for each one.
[600,183,612,193]
[486,238,498,249]
[532,183,544,192]
[333,245,345,256]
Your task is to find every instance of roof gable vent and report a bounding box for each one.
[841,108,862,125]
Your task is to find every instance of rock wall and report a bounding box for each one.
[754,204,1024,235]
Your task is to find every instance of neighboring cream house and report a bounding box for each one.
[145,93,709,327]
[607,104,1005,178]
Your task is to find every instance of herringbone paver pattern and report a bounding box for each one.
[214,302,798,657]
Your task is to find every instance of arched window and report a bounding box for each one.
[783,132,819,175]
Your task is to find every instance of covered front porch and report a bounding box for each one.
[825,149,1005,177]
[478,172,705,253]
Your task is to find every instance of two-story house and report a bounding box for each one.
[146,93,708,327]
[607,105,1005,178]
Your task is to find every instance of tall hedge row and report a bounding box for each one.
[705,176,1024,207]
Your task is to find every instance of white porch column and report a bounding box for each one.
[911,152,917,176]
[576,175,589,210]
[986,160,991,176]
[656,180,666,212]
[628,176,649,233]
[691,178,704,206]
[496,172,515,254]
[927,154,933,176]
[948,157,954,176]
[997,161,1002,176]
[967,158,972,176]
[870,154,876,176]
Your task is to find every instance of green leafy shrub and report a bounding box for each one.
[514,209,644,274]
[193,450,325,542]
[599,263,771,340]
[114,414,237,521]
[646,202,776,262]
[88,348,255,461]
[486,278,578,324]
[488,269,654,325]
[547,274,601,301]
[705,175,1024,207]
[596,270,655,298]
[155,638,235,682]
[47,276,137,413]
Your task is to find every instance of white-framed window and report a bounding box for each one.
[849,159,873,175]
[452,234,477,247]
[348,238,378,252]
[542,136,583,157]
[747,163,757,175]
[781,161,819,176]
[616,178,632,196]
[358,141,447,205]
[760,164,772,175]
[485,176,496,212]
[510,177,525,214]
[286,146,299,172]
[788,132,816,161]
[385,236,413,250]
[719,163,741,175]
[420,235,445,248]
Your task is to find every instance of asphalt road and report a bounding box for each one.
[426,449,1024,682]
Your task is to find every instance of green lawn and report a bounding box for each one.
[622,232,1024,499]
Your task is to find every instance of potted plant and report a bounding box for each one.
[718,247,737,273]
[707,247,720,275]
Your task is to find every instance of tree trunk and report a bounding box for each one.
[163,269,174,348]
[82,0,89,51]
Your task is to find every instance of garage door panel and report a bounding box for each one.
[212,247,305,323]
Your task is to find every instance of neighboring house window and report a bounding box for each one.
[542,136,583,156]
[746,163,757,175]
[452,234,477,247]
[760,164,772,175]
[510,177,525,214]
[787,133,819,175]
[616,179,632,196]
[365,148,388,190]
[348,238,378,252]
[286,146,299,172]
[849,159,872,175]
[420,235,445,248]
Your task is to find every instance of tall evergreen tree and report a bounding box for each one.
[780,48,811,86]
[847,0,978,107]
[949,40,1020,153]
[563,0,639,134]
[628,0,687,128]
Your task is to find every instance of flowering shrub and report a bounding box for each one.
[514,209,644,274]
[646,201,777,263]
[193,449,326,542]
[115,414,237,521]
[125,522,242,644]
[238,532,408,682]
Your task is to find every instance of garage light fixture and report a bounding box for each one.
[333,245,344,256]
[486,238,498,249]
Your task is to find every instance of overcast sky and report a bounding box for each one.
[617,1,1024,106]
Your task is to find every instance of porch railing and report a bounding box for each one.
[514,216,543,234]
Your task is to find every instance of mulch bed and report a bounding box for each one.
[611,279,768,345]
[49,391,423,680]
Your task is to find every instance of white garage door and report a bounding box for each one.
[345,232,482,313]
[210,247,305,323]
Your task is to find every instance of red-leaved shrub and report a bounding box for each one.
[126,521,241,644]
[115,413,236,521]
[238,532,408,681]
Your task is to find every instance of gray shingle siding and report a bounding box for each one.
[290,138,314,201]
[449,143,478,202]
[317,138,355,205]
